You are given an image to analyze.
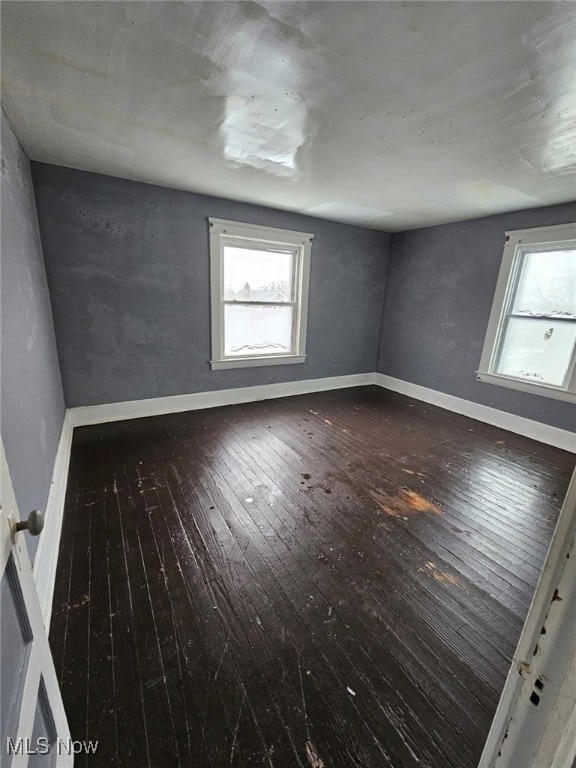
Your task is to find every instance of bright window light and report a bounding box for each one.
[209,219,313,370]
[478,223,576,403]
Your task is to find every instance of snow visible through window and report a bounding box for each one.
[495,248,576,386]
[223,246,296,357]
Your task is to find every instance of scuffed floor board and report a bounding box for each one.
[49,386,574,767]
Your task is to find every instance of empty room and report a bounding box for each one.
[1,1,575,766]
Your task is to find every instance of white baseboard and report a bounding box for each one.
[67,373,375,427]
[33,374,371,627]
[374,373,575,453]
[67,371,575,449]
[33,411,74,632]
[32,371,572,629]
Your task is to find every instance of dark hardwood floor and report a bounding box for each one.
[49,386,574,767]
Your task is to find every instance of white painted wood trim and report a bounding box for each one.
[374,374,575,453]
[477,222,576,397]
[505,221,576,246]
[32,411,74,632]
[478,468,576,768]
[29,370,573,631]
[31,370,571,636]
[208,217,314,245]
[477,235,521,376]
[208,217,313,368]
[1,439,72,767]
[210,354,305,370]
[67,373,375,427]
[68,372,574,450]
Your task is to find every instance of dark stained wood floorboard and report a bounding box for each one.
[195,448,486,767]
[216,431,513,703]
[198,418,513,695]
[49,386,574,767]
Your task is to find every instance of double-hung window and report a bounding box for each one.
[478,222,576,403]
[209,218,313,370]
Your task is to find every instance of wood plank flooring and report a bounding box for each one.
[49,386,575,767]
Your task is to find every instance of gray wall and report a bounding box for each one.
[1,112,65,555]
[31,163,390,407]
[26,159,575,432]
[378,202,576,432]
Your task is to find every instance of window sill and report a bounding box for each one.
[477,371,575,404]
[211,355,306,371]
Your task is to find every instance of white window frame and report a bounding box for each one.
[208,218,313,370]
[477,222,576,404]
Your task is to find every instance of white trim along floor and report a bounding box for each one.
[36,372,575,629]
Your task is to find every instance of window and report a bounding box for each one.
[209,218,313,370]
[478,222,576,403]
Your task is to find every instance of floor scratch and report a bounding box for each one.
[229,690,246,766]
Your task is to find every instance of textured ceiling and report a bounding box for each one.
[1,1,575,231]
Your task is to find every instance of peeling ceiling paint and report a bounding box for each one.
[1,1,575,231]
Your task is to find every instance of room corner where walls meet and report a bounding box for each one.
[30,162,391,408]
[378,203,576,433]
[0,109,66,559]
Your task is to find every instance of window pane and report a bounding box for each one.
[223,246,294,302]
[496,317,576,386]
[513,248,576,318]
[224,304,294,356]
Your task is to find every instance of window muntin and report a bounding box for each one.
[222,244,297,357]
[492,246,576,387]
[209,219,313,370]
[478,223,576,403]
[496,316,575,387]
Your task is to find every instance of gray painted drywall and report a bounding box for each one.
[1,111,66,557]
[378,202,576,432]
[31,163,390,407]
